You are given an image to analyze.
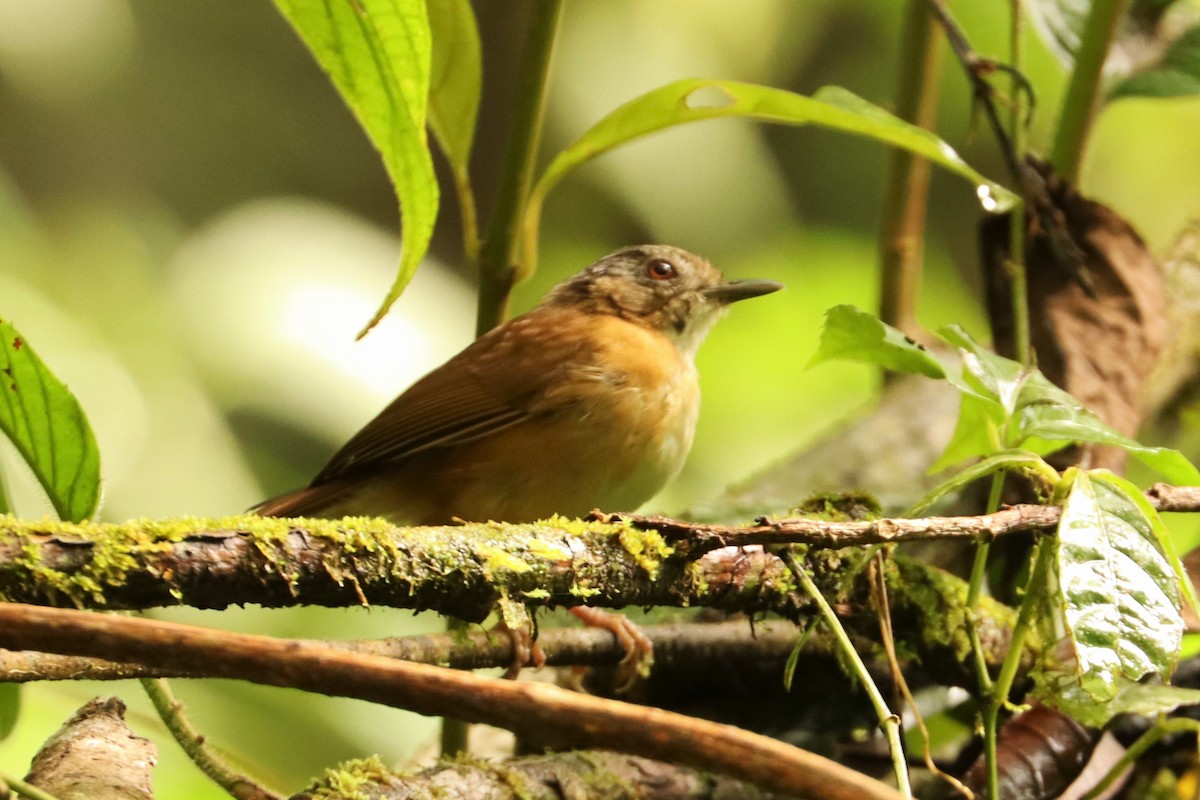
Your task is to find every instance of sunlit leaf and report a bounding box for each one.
[0,318,101,521]
[521,79,1014,274]
[427,0,481,173]
[1092,471,1200,616]
[937,325,1030,418]
[1110,24,1200,99]
[809,305,946,378]
[1056,473,1182,701]
[272,0,438,337]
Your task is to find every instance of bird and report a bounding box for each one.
[254,244,782,677]
[255,244,783,524]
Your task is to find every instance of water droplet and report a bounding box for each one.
[976,183,1000,212]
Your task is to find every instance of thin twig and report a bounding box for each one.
[0,603,902,800]
[0,775,61,800]
[140,678,280,800]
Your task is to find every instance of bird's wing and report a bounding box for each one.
[310,309,594,485]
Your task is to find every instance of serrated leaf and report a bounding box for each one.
[1056,473,1182,701]
[809,305,946,378]
[0,319,100,521]
[521,79,1014,274]
[1111,24,1200,99]
[426,0,481,172]
[935,326,1200,483]
[272,0,438,337]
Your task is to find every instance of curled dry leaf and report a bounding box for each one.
[981,156,1168,470]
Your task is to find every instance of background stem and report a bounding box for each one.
[475,0,563,335]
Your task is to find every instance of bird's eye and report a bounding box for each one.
[646,259,677,281]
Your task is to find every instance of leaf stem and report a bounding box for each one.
[140,677,281,800]
[1049,0,1128,182]
[476,0,563,335]
[785,551,912,798]
[1080,718,1200,800]
[0,774,61,800]
[878,0,944,344]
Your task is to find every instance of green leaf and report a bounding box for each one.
[0,318,101,521]
[272,0,439,337]
[935,326,1200,483]
[1092,471,1200,617]
[521,79,1015,272]
[1110,24,1200,100]
[809,305,946,378]
[909,451,1058,516]
[426,0,481,173]
[1035,670,1200,728]
[1056,473,1182,701]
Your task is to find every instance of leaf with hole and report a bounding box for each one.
[272,0,438,337]
[809,305,946,378]
[521,79,1015,274]
[0,318,101,521]
[1056,472,1182,701]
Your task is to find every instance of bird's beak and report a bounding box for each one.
[704,279,784,305]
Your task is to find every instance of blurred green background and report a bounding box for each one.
[1,1,1199,795]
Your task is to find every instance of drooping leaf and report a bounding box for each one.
[426,0,481,174]
[521,79,1015,274]
[272,0,438,336]
[0,318,101,521]
[908,451,1059,516]
[1056,472,1182,701]
[1110,24,1200,99]
[809,305,946,378]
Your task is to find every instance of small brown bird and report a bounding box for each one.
[255,245,782,523]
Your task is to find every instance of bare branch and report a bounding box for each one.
[0,603,903,800]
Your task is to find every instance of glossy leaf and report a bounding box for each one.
[1111,24,1200,99]
[272,0,438,336]
[521,79,1015,272]
[809,305,946,378]
[0,318,101,521]
[426,0,481,173]
[1056,473,1182,701]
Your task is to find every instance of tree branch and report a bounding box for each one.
[0,603,902,800]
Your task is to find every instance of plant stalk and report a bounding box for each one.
[1049,0,1128,182]
[476,0,563,335]
[879,0,945,346]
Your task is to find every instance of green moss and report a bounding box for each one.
[616,524,673,579]
[477,544,533,579]
[303,755,392,800]
[790,492,882,522]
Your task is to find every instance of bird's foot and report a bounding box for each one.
[569,606,654,692]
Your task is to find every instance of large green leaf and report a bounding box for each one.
[426,0,481,175]
[0,318,100,521]
[272,0,439,336]
[1056,473,1182,701]
[809,305,946,379]
[1111,24,1200,100]
[520,79,1015,274]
